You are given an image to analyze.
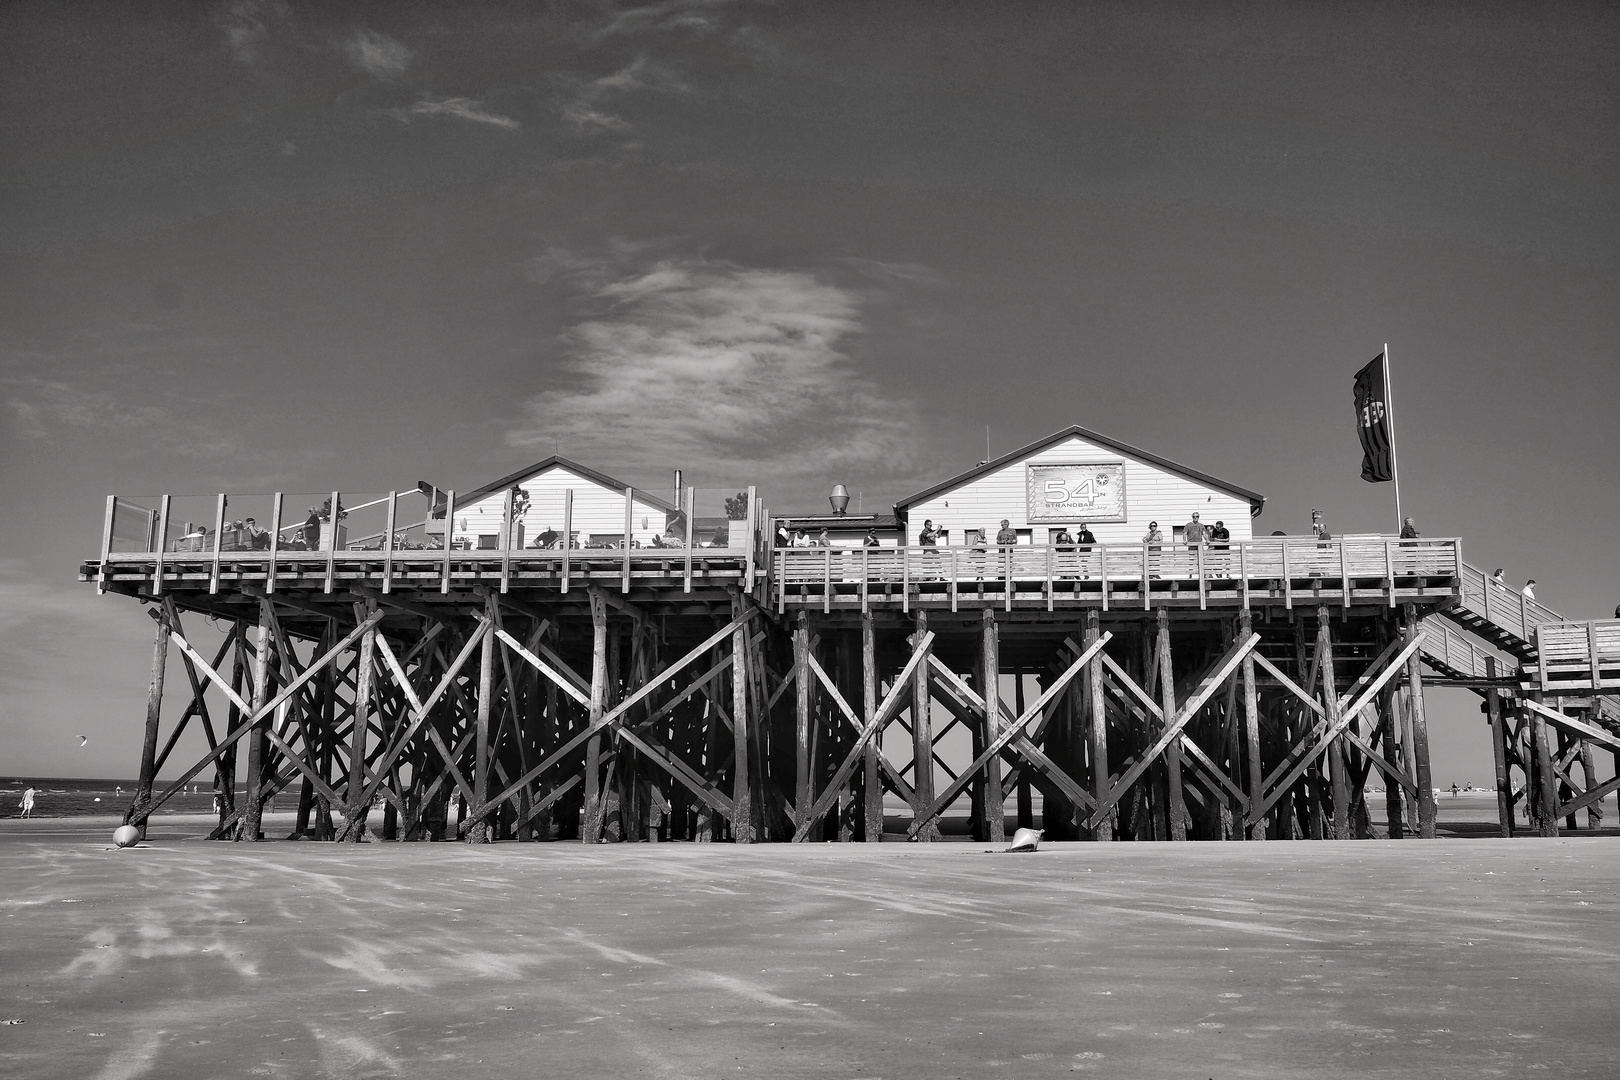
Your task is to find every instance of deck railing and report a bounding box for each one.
[94,488,774,598]
[1533,619,1620,692]
[771,537,1461,612]
[1456,562,1565,644]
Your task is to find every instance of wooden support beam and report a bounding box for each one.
[731,591,756,842]
[128,601,173,839]
[1156,609,1189,841]
[910,610,941,841]
[862,613,882,843]
[240,600,273,841]
[983,608,1007,844]
[1402,604,1437,838]
[1485,655,1513,838]
[1238,609,1263,840]
[465,594,497,843]
[583,587,608,842]
[794,613,813,831]
[1317,607,1350,839]
[340,603,379,841]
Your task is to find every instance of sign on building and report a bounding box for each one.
[1026,462,1127,522]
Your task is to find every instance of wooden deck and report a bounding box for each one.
[772,537,1462,614]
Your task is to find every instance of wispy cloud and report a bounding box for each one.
[344,28,412,80]
[507,258,920,487]
[218,0,288,64]
[404,97,521,131]
[556,57,689,135]
[5,378,170,439]
[592,0,733,40]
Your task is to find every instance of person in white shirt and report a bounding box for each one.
[1522,579,1536,600]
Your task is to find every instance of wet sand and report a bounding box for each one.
[3,818,1618,1079]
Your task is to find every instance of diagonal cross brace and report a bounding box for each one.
[907,653,1097,840]
[791,632,936,842]
[1249,634,1424,825]
[906,633,1113,839]
[1083,633,1259,830]
[475,610,757,818]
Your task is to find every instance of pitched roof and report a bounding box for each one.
[893,425,1266,516]
[459,456,680,514]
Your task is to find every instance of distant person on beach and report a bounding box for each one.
[1522,579,1536,600]
[20,787,35,818]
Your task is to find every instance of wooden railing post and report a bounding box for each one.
[441,490,456,594]
[267,493,281,594]
[622,486,634,592]
[382,491,397,594]
[98,496,116,594]
[324,490,340,593]
[560,489,572,593]
[209,493,226,594]
[152,494,171,596]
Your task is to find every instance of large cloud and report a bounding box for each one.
[507,260,919,489]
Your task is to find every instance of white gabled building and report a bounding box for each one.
[893,425,1265,547]
[435,456,680,549]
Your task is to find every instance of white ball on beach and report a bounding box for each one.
[112,825,140,848]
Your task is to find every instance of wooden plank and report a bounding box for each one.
[862,613,882,843]
[98,495,115,595]
[1523,698,1620,754]
[1239,610,1263,839]
[495,628,591,707]
[744,485,757,594]
[1157,609,1189,841]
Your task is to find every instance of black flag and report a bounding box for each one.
[1353,351,1393,482]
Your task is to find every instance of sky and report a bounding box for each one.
[2,1,1616,784]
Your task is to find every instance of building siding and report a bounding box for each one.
[448,465,674,548]
[905,434,1257,547]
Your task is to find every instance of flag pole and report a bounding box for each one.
[1383,342,1402,530]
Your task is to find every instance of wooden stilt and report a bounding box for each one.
[240,600,273,842]
[129,602,172,840]
[344,605,379,842]
[981,609,1006,843]
[910,610,940,841]
[583,588,608,842]
[1578,738,1601,830]
[1484,655,1512,837]
[1401,604,1437,838]
[1317,607,1350,839]
[466,596,496,844]
[1156,609,1188,840]
[793,612,813,832]
[731,591,756,843]
[862,613,882,842]
[1085,608,1110,842]
[1238,609,1263,840]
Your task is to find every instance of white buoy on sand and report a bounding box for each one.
[1005,827,1044,852]
[112,825,140,848]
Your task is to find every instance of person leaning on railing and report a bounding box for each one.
[1143,521,1163,579]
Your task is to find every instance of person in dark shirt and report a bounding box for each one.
[1208,519,1231,578]
[863,528,880,547]
[1400,516,1419,539]
[1075,523,1097,579]
[995,519,1018,546]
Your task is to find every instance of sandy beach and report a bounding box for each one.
[3,817,1619,1079]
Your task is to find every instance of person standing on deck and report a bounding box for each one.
[995,520,1018,546]
[1184,512,1207,575]
[1054,527,1074,579]
[863,528,880,547]
[1076,522,1097,579]
[1492,568,1505,586]
[1143,521,1163,579]
[1209,519,1231,578]
[1522,579,1536,601]
[816,528,831,548]
[1400,516,1420,540]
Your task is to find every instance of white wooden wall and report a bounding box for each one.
[450,465,672,547]
[905,434,1257,546]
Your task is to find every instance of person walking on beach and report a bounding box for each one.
[20,786,35,818]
